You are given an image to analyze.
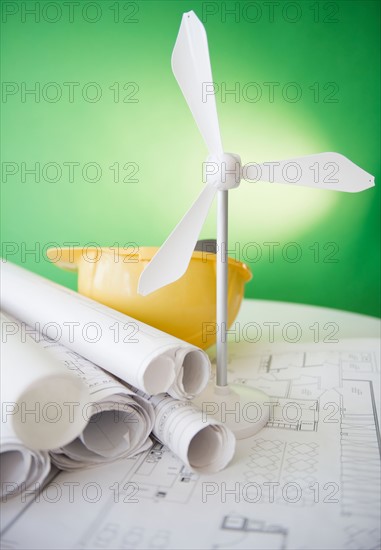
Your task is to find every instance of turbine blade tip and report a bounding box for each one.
[137,278,150,296]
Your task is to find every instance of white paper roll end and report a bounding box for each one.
[187,423,236,473]
[169,348,211,399]
[11,375,90,450]
[142,355,176,395]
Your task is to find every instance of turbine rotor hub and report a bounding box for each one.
[203,152,242,190]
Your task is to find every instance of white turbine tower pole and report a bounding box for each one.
[217,190,228,387]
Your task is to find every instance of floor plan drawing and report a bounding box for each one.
[1,339,380,550]
[215,514,288,549]
[128,442,199,504]
[339,379,380,520]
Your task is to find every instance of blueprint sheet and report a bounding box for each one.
[1,339,380,550]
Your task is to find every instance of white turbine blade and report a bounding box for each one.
[245,153,375,192]
[138,184,217,296]
[172,11,223,155]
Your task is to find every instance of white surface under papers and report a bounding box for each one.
[1,338,380,549]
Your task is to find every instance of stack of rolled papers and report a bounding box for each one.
[31,333,155,470]
[0,260,236,481]
[1,313,154,471]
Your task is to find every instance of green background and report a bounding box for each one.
[1,0,380,316]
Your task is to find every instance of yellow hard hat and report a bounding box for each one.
[46,243,252,349]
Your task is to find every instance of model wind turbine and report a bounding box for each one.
[138,11,375,438]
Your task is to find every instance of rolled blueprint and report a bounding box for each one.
[31,334,155,470]
[148,394,236,473]
[0,420,51,500]
[1,261,211,399]
[0,312,90,450]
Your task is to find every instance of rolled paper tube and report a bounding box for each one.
[0,312,90,451]
[0,261,211,398]
[150,394,236,473]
